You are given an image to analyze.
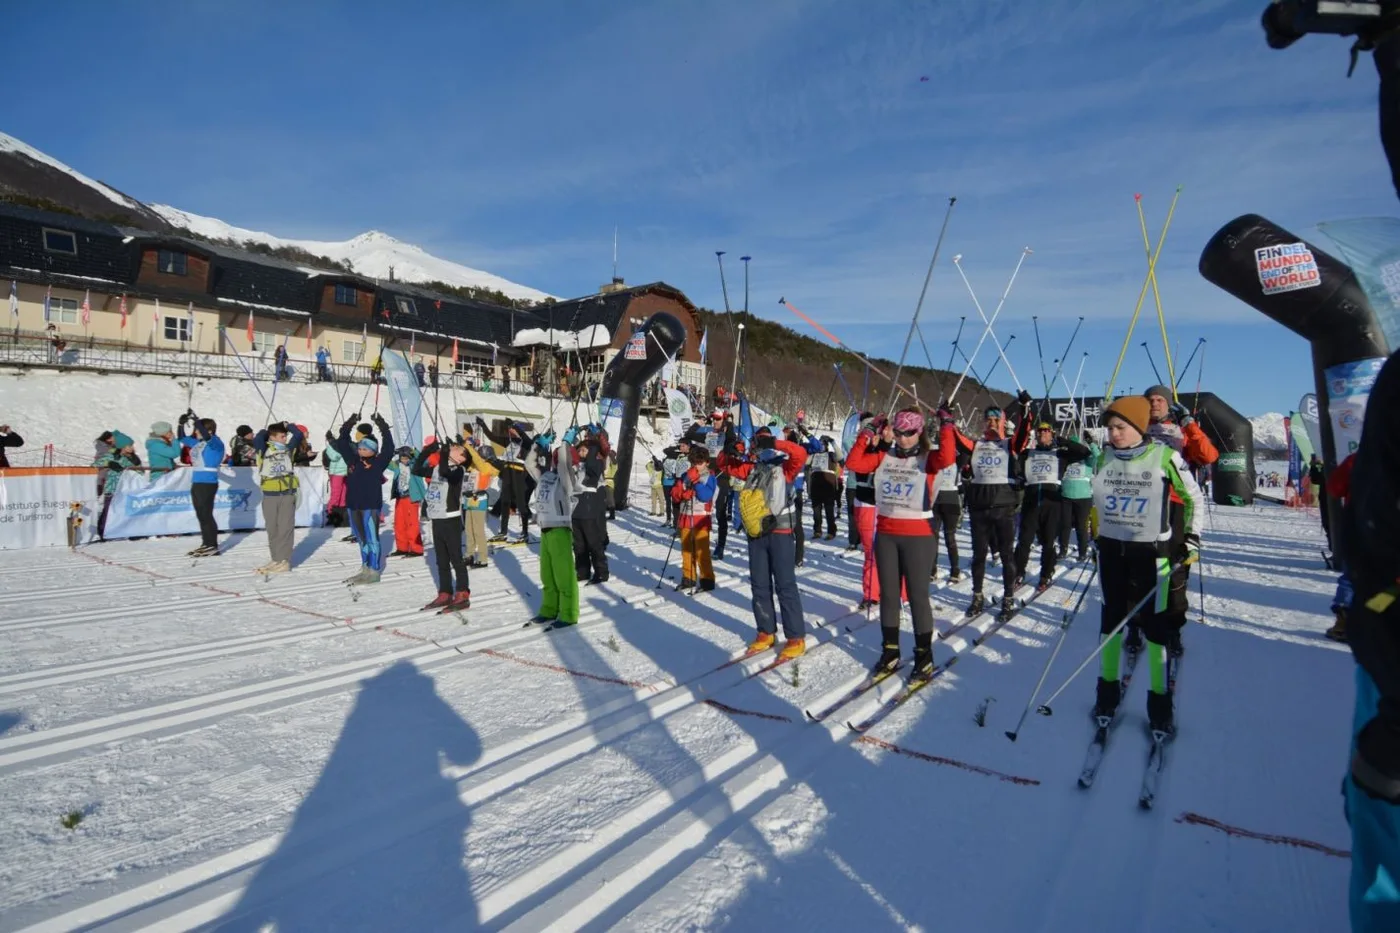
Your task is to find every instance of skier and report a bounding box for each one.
[847,412,882,609]
[331,412,394,584]
[523,432,581,627]
[322,430,350,529]
[461,436,497,569]
[1090,395,1203,736]
[145,421,181,475]
[661,444,685,527]
[719,427,808,659]
[93,430,113,498]
[388,446,426,557]
[230,425,258,468]
[177,410,226,557]
[706,411,734,559]
[477,417,532,541]
[672,446,718,591]
[251,421,304,574]
[1058,429,1100,561]
[0,424,21,469]
[807,435,842,540]
[930,405,964,581]
[844,407,958,681]
[955,393,1035,618]
[1335,349,1400,933]
[412,438,472,612]
[787,424,822,567]
[1325,452,1356,642]
[1013,422,1092,591]
[570,425,610,584]
[646,455,665,517]
[93,431,139,541]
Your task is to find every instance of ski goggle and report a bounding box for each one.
[894,428,921,438]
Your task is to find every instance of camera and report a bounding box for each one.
[1263,1,1391,49]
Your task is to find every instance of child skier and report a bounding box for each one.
[524,432,581,626]
[388,446,426,557]
[1091,396,1203,735]
[570,426,610,584]
[331,412,394,584]
[477,417,532,541]
[462,438,497,568]
[931,408,965,581]
[412,438,472,612]
[93,431,140,541]
[322,430,350,529]
[672,446,718,591]
[252,421,305,574]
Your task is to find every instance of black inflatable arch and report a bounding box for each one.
[597,312,686,510]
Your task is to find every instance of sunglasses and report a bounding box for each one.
[894,428,921,438]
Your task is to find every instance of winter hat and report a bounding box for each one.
[149,421,173,437]
[754,433,776,451]
[892,410,924,434]
[1143,385,1173,402]
[112,430,134,450]
[754,426,773,438]
[1104,397,1151,436]
[357,437,379,453]
[354,423,374,441]
[236,425,253,438]
[984,406,1004,419]
[1036,422,1053,431]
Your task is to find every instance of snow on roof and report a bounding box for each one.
[381,322,498,351]
[0,132,143,212]
[512,324,611,351]
[214,297,311,318]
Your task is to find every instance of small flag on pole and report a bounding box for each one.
[187,302,194,342]
[246,307,255,344]
[409,331,416,355]
[81,290,92,327]
[8,280,17,319]
[491,342,498,366]
[154,298,161,336]
[451,338,459,367]
[119,294,128,330]
[698,328,708,364]
[43,285,52,323]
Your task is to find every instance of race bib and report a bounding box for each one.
[1025,451,1059,486]
[875,455,930,519]
[1063,461,1091,482]
[809,452,831,473]
[425,476,456,519]
[1094,451,1168,543]
[970,441,1009,484]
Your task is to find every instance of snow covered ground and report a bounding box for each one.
[0,493,1353,931]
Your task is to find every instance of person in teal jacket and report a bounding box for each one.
[322,431,350,531]
[1058,431,1100,562]
[145,421,181,475]
[388,446,426,556]
[94,430,140,540]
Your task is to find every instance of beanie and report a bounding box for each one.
[149,421,172,437]
[1104,397,1151,436]
[355,423,374,440]
[1143,384,1173,402]
[112,430,134,450]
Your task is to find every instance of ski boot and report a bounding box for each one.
[1093,677,1121,722]
[747,632,777,654]
[360,569,381,585]
[998,595,1018,621]
[871,630,901,676]
[1035,575,1053,595]
[1147,690,1176,737]
[527,614,556,626]
[345,567,370,585]
[778,638,806,660]
[698,577,715,592]
[675,577,695,592]
[1325,608,1348,643]
[947,567,963,584]
[908,646,935,684]
[444,591,471,612]
[966,592,985,617]
[422,593,451,612]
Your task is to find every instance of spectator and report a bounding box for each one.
[414,357,426,388]
[274,344,289,383]
[230,425,257,467]
[428,360,439,388]
[316,345,333,382]
[145,421,181,475]
[0,424,22,469]
[93,430,113,496]
[93,431,140,540]
[46,324,67,364]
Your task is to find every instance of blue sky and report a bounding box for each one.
[6,0,1392,415]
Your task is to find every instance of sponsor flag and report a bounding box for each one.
[698,328,707,364]
[306,320,313,352]
[383,351,424,450]
[451,338,459,367]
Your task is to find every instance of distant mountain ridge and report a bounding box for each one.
[1250,411,1287,452]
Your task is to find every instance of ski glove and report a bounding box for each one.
[936,406,955,424]
[1017,389,1034,407]
[1169,401,1194,426]
[563,426,579,445]
[1183,533,1200,566]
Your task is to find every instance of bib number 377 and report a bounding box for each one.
[1102,495,1148,515]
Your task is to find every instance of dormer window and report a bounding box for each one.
[42,228,77,255]
[157,249,187,275]
[395,297,418,317]
[334,284,358,307]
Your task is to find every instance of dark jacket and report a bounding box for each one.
[412,443,464,517]
[331,416,394,510]
[956,412,1033,511]
[1017,437,1092,507]
[572,442,607,521]
[0,429,22,469]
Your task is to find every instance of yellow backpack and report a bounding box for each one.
[738,463,783,538]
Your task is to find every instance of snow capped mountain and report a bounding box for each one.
[1251,411,1288,451]
[0,131,142,212]
[147,203,552,303]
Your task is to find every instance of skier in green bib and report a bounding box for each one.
[1058,429,1100,561]
[523,432,581,626]
[1091,397,1204,735]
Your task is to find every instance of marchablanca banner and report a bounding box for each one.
[104,467,328,539]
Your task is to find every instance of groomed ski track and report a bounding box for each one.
[0,503,1352,931]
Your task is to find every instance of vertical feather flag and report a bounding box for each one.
[451,337,459,367]
[187,302,194,344]
[361,322,368,365]
[305,319,313,352]
[698,328,708,364]
[118,294,128,330]
[491,342,498,366]
[8,280,17,320]
[43,285,52,323]
[81,290,91,327]
[246,307,255,344]
[154,298,161,332]
[409,331,415,356]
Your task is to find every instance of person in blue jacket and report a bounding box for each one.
[178,409,226,556]
[145,421,181,475]
[332,411,394,584]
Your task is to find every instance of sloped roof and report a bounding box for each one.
[530,282,695,337]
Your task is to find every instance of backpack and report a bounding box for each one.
[737,462,786,538]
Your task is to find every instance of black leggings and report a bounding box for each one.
[932,501,960,571]
[876,533,936,637]
[191,482,219,549]
[970,505,1016,597]
[811,495,838,537]
[431,517,469,594]
[1059,498,1092,557]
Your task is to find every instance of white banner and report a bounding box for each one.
[104,467,328,539]
[665,387,693,442]
[0,469,100,550]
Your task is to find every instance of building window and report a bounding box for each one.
[251,332,277,353]
[343,339,365,362]
[42,228,78,255]
[395,297,418,317]
[157,249,188,275]
[334,284,358,307]
[163,315,192,342]
[47,297,79,325]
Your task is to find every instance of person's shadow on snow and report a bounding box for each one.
[214,660,482,931]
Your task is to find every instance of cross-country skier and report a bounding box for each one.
[322,430,350,529]
[844,407,958,681]
[719,427,808,659]
[461,437,497,569]
[524,432,581,626]
[931,405,965,581]
[846,411,882,610]
[1090,396,1203,736]
[787,424,823,567]
[177,410,225,556]
[1059,429,1100,561]
[570,425,610,584]
[1013,422,1091,592]
[662,442,687,528]
[672,445,718,591]
[388,446,427,557]
[954,392,1035,618]
[807,435,842,540]
[252,421,304,574]
[477,417,532,542]
[332,412,393,584]
[145,421,181,475]
[412,438,472,612]
[1336,348,1400,932]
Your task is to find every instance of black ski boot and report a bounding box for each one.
[872,630,901,677]
[1093,677,1121,722]
[966,592,985,617]
[1036,575,1054,595]
[999,595,1018,620]
[947,567,963,584]
[1147,690,1176,737]
[908,647,935,684]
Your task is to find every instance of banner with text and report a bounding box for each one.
[0,468,99,550]
[105,467,328,540]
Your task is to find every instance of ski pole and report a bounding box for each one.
[954,254,1024,394]
[886,196,957,416]
[1137,191,1179,395]
[655,521,679,587]
[218,328,277,418]
[1176,337,1206,395]
[716,250,738,346]
[1036,557,1191,716]
[946,248,1031,405]
[1032,316,1050,400]
[940,315,967,402]
[1105,185,1182,401]
[1005,560,1099,741]
[833,363,857,412]
[263,332,291,425]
